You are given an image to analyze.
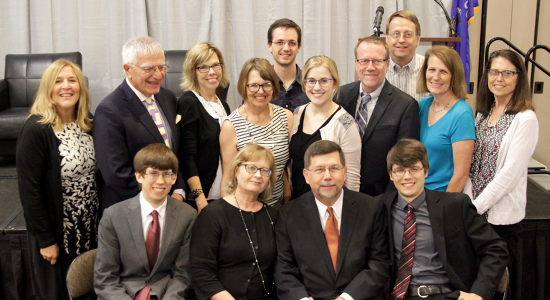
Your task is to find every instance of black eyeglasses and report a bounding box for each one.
[132,65,169,74]
[239,164,272,177]
[196,62,223,73]
[391,167,423,177]
[246,83,273,93]
[487,69,519,79]
[143,171,176,180]
[356,59,388,67]
[304,78,334,88]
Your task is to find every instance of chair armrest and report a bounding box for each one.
[0,79,9,112]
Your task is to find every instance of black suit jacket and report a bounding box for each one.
[93,79,182,210]
[380,189,508,300]
[275,187,390,300]
[336,81,419,196]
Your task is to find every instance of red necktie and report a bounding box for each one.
[135,210,161,300]
[324,207,339,272]
[391,204,416,300]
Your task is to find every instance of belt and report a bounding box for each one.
[408,284,454,298]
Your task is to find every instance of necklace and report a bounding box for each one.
[242,104,275,148]
[431,97,452,113]
[197,91,226,120]
[234,194,274,295]
[487,100,510,126]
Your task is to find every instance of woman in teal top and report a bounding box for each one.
[417,46,475,192]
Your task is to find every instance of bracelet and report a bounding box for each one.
[190,189,204,200]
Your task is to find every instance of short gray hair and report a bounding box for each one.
[122,36,164,66]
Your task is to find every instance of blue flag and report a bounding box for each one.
[451,0,479,94]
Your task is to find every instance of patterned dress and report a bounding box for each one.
[54,122,99,256]
[227,105,289,207]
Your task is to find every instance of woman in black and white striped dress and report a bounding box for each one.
[220,58,294,207]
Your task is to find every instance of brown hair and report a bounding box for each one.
[302,55,340,99]
[267,18,302,46]
[304,140,346,169]
[476,49,534,115]
[180,42,229,92]
[354,36,390,60]
[387,139,429,173]
[385,10,421,36]
[225,143,277,202]
[134,143,179,175]
[237,58,280,100]
[417,46,467,99]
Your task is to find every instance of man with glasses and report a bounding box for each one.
[337,37,419,197]
[385,11,429,101]
[275,140,390,300]
[380,139,507,300]
[95,143,196,300]
[94,36,185,211]
[267,18,309,111]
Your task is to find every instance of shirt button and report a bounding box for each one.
[247,279,251,282]
[255,246,258,249]
[252,262,256,266]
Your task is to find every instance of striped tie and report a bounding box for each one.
[355,93,371,138]
[145,97,171,148]
[391,204,416,300]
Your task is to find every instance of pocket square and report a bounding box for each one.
[176,114,181,124]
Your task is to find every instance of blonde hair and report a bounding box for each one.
[354,36,390,60]
[180,42,229,92]
[386,10,421,36]
[417,46,467,99]
[302,55,340,100]
[29,60,92,132]
[225,143,276,202]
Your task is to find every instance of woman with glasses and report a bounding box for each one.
[177,42,231,212]
[289,55,361,199]
[191,143,278,300]
[17,60,98,300]
[220,58,293,207]
[466,50,538,267]
[417,46,475,192]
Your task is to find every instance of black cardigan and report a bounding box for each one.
[177,91,231,195]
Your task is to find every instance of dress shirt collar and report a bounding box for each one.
[358,78,385,99]
[126,77,156,103]
[315,190,344,224]
[277,63,303,87]
[389,54,417,73]
[139,192,167,222]
[394,189,426,211]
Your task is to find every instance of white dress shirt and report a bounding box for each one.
[139,193,167,249]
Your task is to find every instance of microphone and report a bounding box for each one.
[373,6,385,37]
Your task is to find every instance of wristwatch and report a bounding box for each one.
[190,189,203,200]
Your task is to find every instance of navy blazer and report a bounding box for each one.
[336,80,420,196]
[93,79,182,210]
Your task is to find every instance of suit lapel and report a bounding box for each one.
[340,81,360,117]
[121,80,164,143]
[363,81,392,142]
[336,188,358,277]
[425,190,447,267]
[151,197,178,274]
[382,190,398,267]
[127,196,150,273]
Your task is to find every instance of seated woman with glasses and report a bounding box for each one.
[289,55,361,199]
[191,143,278,300]
[417,46,475,192]
[220,58,294,207]
[177,42,231,212]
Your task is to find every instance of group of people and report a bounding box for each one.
[15,9,538,300]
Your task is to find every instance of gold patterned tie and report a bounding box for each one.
[145,97,170,148]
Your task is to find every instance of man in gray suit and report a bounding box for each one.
[94,144,197,299]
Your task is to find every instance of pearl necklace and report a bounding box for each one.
[234,194,275,295]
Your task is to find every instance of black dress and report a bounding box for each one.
[190,199,277,300]
[289,106,340,199]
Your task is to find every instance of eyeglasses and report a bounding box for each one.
[356,59,388,67]
[391,167,423,177]
[246,82,273,93]
[272,40,298,47]
[308,166,344,175]
[196,62,223,73]
[239,163,272,177]
[304,78,334,88]
[487,69,519,79]
[132,65,169,74]
[388,32,416,39]
[143,171,176,180]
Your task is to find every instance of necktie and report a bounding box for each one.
[135,210,161,300]
[145,97,171,148]
[391,204,416,300]
[324,207,339,272]
[355,93,371,138]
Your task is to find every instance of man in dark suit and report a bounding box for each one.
[380,139,507,300]
[94,36,184,210]
[275,140,390,300]
[336,36,419,197]
[94,144,196,300]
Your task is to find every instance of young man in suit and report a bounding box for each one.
[93,36,185,211]
[94,143,196,300]
[275,140,390,300]
[380,139,508,300]
[336,36,420,197]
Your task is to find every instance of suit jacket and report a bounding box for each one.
[380,189,508,300]
[275,187,390,300]
[94,195,197,300]
[336,81,420,196]
[93,79,183,210]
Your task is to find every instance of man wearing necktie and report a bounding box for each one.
[275,140,390,300]
[380,139,507,300]
[336,36,419,197]
[94,36,185,211]
[94,144,196,299]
